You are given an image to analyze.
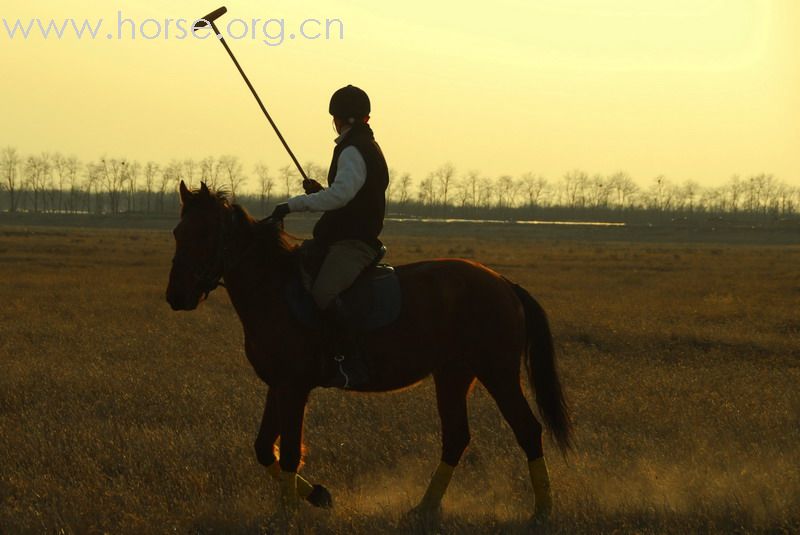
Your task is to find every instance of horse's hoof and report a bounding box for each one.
[529,508,551,526]
[400,505,442,531]
[405,504,442,522]
[306,484,333,508]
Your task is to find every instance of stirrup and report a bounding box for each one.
[326,353,368,389]
[334,354,351,389]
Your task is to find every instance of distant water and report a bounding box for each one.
[386,217,625,227]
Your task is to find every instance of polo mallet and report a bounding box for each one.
[194,7,309,182]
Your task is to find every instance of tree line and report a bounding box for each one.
[1,147,798,222]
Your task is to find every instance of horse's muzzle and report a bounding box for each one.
[166,291,197,311]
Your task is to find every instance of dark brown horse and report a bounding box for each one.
[165,181,571,519]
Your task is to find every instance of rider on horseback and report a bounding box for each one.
[270,85,389,388]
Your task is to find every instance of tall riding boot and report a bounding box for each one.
[323,299,370,389]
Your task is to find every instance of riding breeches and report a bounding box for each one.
[311,239,378,310]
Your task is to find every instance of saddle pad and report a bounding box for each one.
[284,265,402,332]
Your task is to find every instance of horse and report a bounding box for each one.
[165,181,571,520]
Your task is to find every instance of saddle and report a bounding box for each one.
[283,241,402,333]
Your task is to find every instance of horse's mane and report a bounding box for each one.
[180,187,232,218]
[183,185,300,275]
[247,208,301,274]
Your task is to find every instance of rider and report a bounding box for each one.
[270,85,389,388]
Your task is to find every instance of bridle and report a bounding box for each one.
[171,210,230,301]
[171,209,283,301]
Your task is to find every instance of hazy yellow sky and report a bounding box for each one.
[2,0,798,189]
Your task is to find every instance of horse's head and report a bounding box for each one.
[165,180,229,311]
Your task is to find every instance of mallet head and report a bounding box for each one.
[194,6,227,30]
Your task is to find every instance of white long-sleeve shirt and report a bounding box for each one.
[287,129,367,213]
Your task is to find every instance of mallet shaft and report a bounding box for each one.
[210,21,308,182]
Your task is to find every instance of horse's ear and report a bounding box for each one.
[179,180,191,205]
[200,182,210,197]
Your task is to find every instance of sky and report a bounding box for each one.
[2,0,798,191]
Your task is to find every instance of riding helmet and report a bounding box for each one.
[329,85,370,123]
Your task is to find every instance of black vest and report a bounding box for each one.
[313,123,389,249]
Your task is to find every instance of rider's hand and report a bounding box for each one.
[270,203,290,221]
[303,178,324,194]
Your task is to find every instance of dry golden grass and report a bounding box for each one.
[1,221,798,534]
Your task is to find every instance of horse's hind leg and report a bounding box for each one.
[479,368,552,519]
[416,364,475,513]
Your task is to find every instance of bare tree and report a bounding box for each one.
[279,165,297,200]
[304,161,323,182]
[98,158,128,214]
[700,185,724,212]
[647,175,675,211]
[433,163,456,208]
[477,177,495,209]
[43,156,57,212]
[563,170,589,208]
[64,156,81,213]
[774,182,796,214]
[24,154,51,212]
[588,174,609,208]
[398,173,412,208]
[744,173,777,214]
[462,170,480,208]
[1,147,20,212]
[84,162,102,213]
[218,155,246,200]
[183,159,197,189]
[607,172,637,209]
[143,162,159,214]
[726,175,743,213]
[496,175,516,209]
[419,174,437,207]
[51,153,70,212]
[254,163,275,216]
[678,179,700,212]
[125,161,140,212]
[520,172,548,208]
[159,162,182,213]
[386,168,397,204]
[199,157,221,190]
[418,176,431,205]
[454,175,470,208]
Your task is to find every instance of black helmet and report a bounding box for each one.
[329,85,370,123]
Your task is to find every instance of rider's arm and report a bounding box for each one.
[287,147,366,212]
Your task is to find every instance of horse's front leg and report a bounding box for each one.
[254,386,281,470]
[276,385,311,511]
[255,387,331,507]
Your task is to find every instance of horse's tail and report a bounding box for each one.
[507,280,573,453]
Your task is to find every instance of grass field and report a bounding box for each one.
[1,220,799,534]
